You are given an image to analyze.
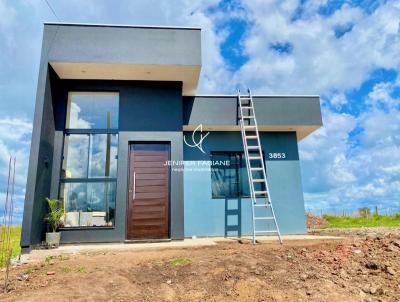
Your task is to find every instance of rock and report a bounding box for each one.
[392,240,400,248]
[166,279,172,285]
[300,273,308,281]
[386,245,397,252]
[386,267,396,276]
[369,287,377,295]
[353,249,362,254]
[46,271,55,276]
[17,274,29,281]
[365,262,380,270]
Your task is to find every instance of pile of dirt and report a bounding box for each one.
[1,230,400,301]
[306,212,328,229]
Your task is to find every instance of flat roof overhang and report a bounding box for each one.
[44,23,202,96]
[183,95,323,141]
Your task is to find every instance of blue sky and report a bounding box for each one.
[0,0,399,223]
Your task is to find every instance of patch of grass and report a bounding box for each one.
[323,214,400,228]
[0,225,21,267]
[23,267,34,274]
[45,255,70,264]
[62,266,86,273]
[169,257,191,268]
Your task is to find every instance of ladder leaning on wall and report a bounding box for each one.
[238,89,282,244]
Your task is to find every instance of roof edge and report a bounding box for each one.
[189,94,320,98]
[44,22,201,31]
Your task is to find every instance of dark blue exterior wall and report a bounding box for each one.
[22,79,184,246]
[183,131,307,237]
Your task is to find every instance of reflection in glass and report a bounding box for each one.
[89,134,118,178]
[62,134,118,179]
[60,182,116,227]
[62,135,89,178]
[66,92,119,129]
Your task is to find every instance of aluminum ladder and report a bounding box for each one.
[238,89,282,244]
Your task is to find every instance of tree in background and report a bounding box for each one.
[358,207,371,218]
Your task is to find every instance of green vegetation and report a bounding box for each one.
[45,198,64,232]
[323,214,400,228]
[24,267,34,274]
[45,255,70,264]
[62,266,86,273]
[170,257,192,268]
[0,225,21,267]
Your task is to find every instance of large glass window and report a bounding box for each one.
[211,152,265,198]
[66,92,119,129]
[60,92,119,228]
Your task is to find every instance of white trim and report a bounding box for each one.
[193,94,320,98]
[44,22,201,31]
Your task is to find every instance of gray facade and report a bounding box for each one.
[21,23,322,248]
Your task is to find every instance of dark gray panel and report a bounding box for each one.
[21,67,60,247]
[183,96,322,127]
[45,24,201,66]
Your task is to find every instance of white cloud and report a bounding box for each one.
[300,81,400,213]
[330,93,347,108]
[0,116,32,223]
[230,0,400,95]
[0,0,16,28]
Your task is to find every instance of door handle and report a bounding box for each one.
[133,171,136,199]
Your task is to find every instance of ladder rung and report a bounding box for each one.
[254,191,268,195]
[245,136,257,139]
[240,97,251,100]
[254,217,275,220]
[250,167,263,171]
[255,230,277,234]
[244,125,256,129]
[241,106,253,110]
[253,203,271,207]
[242,116,255,119]
[252,179,264,182]
[249,156,261,160]
[247,146,259,150]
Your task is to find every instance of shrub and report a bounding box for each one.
[45,198,64,232]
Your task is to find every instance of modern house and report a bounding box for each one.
[21,23,322,248]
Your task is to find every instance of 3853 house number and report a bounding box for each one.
[268,152,286,159]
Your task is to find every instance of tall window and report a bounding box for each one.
[59,92,119,228]
[211,152,265,198]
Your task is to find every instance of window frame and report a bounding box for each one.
[59,91,120,229]
[211,151,265,199]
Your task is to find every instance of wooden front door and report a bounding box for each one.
[127,143,170,240]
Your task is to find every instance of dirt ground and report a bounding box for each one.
[1,229,399,302]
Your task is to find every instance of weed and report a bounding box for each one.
[62,266,86,273]
[170,258,191,268]
[23,267,34,274]
[323,214,400,228]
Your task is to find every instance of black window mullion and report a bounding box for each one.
[87,133,91,179]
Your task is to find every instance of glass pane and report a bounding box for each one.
[211,153,239,198]
[60,182,116,227]
[62,135,89,178]
[66,93,119,129]
[89,134,118,178]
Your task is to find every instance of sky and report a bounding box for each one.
[0,0,399,223]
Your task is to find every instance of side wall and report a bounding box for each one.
[183,131,306,237]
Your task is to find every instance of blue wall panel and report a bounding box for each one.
[183,131,306,237]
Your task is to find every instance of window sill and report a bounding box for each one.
[59,226,115,231]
